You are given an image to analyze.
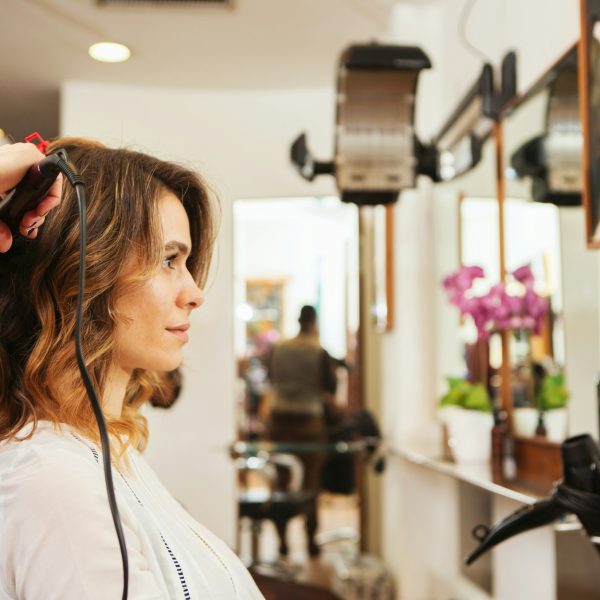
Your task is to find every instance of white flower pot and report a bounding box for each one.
[446,408,494,464]
[437,405,463,425]
[513,407,539,438]
[544,408,568,443]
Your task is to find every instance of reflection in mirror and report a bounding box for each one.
[232,197,361,561]
[460,198,563,420]
[506,46,581,207]
[502,44,600,440]
[234,197,358,373]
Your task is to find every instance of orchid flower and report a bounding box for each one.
[442,264,549,341]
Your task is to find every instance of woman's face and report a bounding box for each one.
[112,191,204,374]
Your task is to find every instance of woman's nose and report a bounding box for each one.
[186,284,204,309]
[179,271,205,310]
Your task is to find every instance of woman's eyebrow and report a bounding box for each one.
[164,240,191,256]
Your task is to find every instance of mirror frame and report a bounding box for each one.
[579,0,600,247]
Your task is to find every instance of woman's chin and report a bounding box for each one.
[121,349,183,373]
[148,352,182,373]
[161,357,182,372]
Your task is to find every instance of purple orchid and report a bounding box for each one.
[442,264,549,341]
[512,264,535,287]
[442,265,484,297]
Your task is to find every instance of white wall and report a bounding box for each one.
[61,81,337,545]
[559,208,600,437]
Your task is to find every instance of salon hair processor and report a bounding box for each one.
[2,137,130,600]
[466,434,600,565]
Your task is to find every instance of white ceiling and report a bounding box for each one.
[1,0,404,140]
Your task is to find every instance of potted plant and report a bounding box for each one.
[442,263,551,441]
[537,373,569,442]
[438,377,494,464]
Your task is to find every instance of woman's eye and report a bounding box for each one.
[162,255,178,270]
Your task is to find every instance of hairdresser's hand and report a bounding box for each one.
[0,143,63,252]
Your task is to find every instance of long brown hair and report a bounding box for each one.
[0,138,216,456]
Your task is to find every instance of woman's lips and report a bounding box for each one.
[166,323,190,342]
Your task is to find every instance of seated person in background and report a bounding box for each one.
[0,139,264,599]
[267,305,337,556]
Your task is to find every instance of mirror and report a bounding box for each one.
[232,196,363,561]
[502,45,599,440]
[233,196,359,432]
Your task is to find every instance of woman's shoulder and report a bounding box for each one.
[0,421,113,534]
[0,420,100,478]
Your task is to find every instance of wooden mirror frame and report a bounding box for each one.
[579,0,600,247]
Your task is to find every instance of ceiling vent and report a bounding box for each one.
[97,0,232,6]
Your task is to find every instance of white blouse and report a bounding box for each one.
[0,421,264,600]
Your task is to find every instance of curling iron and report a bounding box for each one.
[466,434,600,565]
[0,149,67,237]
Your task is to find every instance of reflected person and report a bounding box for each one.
[268,305,337,556]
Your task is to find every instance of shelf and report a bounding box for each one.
[396,445,543,505]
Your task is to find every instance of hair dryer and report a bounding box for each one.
[466,434,600,565]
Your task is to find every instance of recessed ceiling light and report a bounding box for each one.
[88,42,131,63]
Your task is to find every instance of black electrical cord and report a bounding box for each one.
[458,0,493,64]
[56,159,129,600]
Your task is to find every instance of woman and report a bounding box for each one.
[0,139,264,599]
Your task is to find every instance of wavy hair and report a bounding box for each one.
[0,138,216,457]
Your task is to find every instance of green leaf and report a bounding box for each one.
[439,377,492,412]
[537,374,570,411]
[462,383,493,412]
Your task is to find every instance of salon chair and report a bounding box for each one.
[235,452,316,574]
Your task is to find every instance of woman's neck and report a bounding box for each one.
[103,365,131,419]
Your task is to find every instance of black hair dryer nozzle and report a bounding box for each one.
[466,434,600,565]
